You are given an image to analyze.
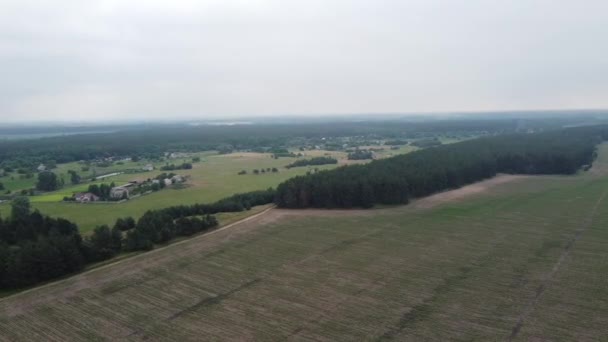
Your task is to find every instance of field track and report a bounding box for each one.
[508,186,608,340]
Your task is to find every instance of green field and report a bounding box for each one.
[1,146,608,340]
[0,149,389,232]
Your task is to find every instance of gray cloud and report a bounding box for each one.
[1,0,607,122]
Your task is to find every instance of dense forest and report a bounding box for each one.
[0,120,527,169]
[275,126,607,208]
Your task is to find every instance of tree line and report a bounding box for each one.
[285,156,338,168]
[275,126,607,208]
[160,162,193,171]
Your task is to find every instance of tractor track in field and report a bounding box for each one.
[508,186,608,341]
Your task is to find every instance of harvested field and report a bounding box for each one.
[2,169,608,340]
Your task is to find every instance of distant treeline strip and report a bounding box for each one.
[0,120,526,168]
[285,156,338,169]
[275,126,607,208]
[0,189,275,290]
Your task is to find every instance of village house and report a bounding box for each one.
[74,192,100,203]
[37,164,46,172]
[163,178,173,186]
[171,175,183,183]
[142,164,154,171]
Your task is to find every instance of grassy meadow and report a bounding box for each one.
[1,147,608,340]
[0,148,406,232]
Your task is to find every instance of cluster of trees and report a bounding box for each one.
[238,168,279,175]
[347,150,374,160]
[0,198,87,288]
[272,150,298,158]
[105,188,275,251]
[253,168,278,174]
[275,127,606,209]
[113,217,136,231]
[67,170,81,184]
[285,157,338,168]
[87,225,123,261]
[160,163,192,171]
[155,172,176,180]
[0,199,218,288]
[123,212,217,251]
[88,182,116,200]
[36,171,61,191]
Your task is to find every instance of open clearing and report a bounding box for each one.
[2,161,608,340]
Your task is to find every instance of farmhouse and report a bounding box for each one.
[37,164,46,172]
[142,164,154,171]
[164,178,173,186]
[110,187,130,199]
[74,192,100,203]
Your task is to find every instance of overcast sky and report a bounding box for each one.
[1,0,607,122]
